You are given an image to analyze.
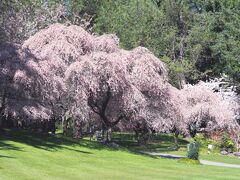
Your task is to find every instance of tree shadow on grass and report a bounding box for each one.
[1,129,96,154]
[2,129,136,154]
[0,155,16,158]
[0,129,159,159]
[0,141,24,152]
[1,129,187,159]
[111,133,189,154]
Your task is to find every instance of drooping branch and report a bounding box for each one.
[110,114,124,127]
[88,92,101,116]
[1,23,237,138]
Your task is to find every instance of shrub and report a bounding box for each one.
[194,133,207,146]
[194,133,215,147]
[187,142,200,160]
[220,133,235,152]
[178,158,200,165]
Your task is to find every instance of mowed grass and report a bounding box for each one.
[0,130,240,180]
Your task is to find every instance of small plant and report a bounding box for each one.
[220,133,235,152]
[178,158,200,165]
[194,133,207,146]
[187,142,200,160]
[194,133,217,153]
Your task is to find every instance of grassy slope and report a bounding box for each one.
[0,130,240,180]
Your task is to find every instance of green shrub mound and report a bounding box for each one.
[178,158,200,165]
[220,133,236,153]
[187,142,200,160]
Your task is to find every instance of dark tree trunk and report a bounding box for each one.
[0,116,3,130]
[50,119,56,134]
[189,126,197,138]
[101,123,106,141]
[174,131,179,148]
[0,109,3,130]
[62,116,68,136]
[73,120,82,139]
[178,4,186,62]
[106,128,112,142]
[0,90,6,130]
[177,3,187,89]
[135,130,139,143]
[88,86,124,143]
[106,129,109,142]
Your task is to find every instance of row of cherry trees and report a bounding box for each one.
[0,24,239,143]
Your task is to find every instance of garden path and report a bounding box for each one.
[140,151,240,168]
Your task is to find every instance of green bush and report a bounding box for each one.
[178,158,200,165]
[220,133,235,152]
[194,133,215,147]
[187,142,200,160]
[194,134,207,146]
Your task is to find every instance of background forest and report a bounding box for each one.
[1,0,240,89]
[0,2,240,179]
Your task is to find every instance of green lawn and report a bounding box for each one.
[1,130,240,180]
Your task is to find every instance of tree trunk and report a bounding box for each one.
[0,90,6,130]
[190,129,197,138]
[174,132,179,148]
[178,5,185,62]
[101,123,105,141]
[179,37,184,61]
[0,116,2,130]
[62,116,67,136]
[50,118,56,134]
[172,37,176,61]
[178,73,186,89]
[134,130,139,143]
[73,120,82,139]
[106,128,112,142]
[177,5,186,89]
[106,130,109,142]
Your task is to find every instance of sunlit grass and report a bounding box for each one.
[0,130,240,180]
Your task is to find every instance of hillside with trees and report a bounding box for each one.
[0,1,240,179]
[1,0,239,88]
